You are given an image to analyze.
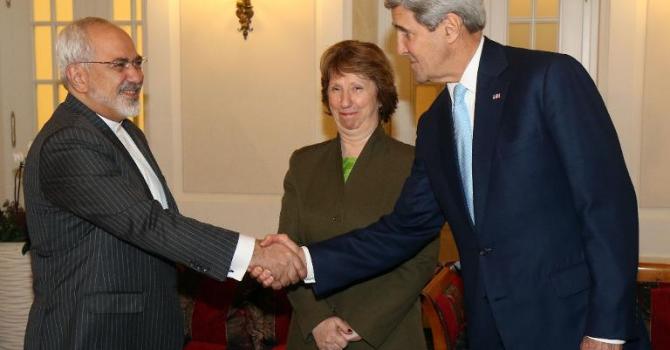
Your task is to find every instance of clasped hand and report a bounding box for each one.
[248,234,306,289]
[313,316,362,350]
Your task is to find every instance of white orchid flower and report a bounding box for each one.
[12,151,25,165]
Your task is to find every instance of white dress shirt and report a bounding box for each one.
[99,115,255,281]
[447,35,484,127]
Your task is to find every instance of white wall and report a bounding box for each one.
[638,0,670,207]
[145,0,350,236]
[598,0,670,259]
[142,0,669,256]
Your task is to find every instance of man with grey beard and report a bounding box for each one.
[22,17,305,350]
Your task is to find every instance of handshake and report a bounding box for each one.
[248,235,364,348]
[247,234,308,289]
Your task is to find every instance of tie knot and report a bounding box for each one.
[454,83,467,103]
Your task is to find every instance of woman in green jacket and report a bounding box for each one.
[279,40,439,350]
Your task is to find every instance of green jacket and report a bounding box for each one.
[279,125,439,350]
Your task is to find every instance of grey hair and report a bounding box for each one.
[56,17,111,87]
[384,0,486,32]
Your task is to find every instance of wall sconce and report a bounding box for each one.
[236,0,254,40]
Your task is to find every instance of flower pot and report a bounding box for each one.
[0,242,33,350]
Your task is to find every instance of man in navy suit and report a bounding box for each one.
[254,0,649,349]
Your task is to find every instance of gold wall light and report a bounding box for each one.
[236,0,254,40]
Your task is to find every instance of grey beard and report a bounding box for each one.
[89,85,141,118]
[116,98,140,118]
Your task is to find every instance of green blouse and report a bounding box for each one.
[342,157,357,182]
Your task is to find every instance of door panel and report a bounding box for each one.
[1,0,34,200]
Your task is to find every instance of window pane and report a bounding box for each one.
[120,25,132,37]
[136,0,142,21]
[55,0,73,22]
[113,0,132,21]
[33,0,51,22]
[535,23,558,52]
[58,85,68,103]
[509,0,532,18]
[509,23,531,49]
[136,25,143,55]
[36,84,54,129]
[128,102,144,128]
[34,26,53,80]
[134,94,145,130]
[537,0,560,18]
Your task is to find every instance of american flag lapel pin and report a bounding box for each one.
[492,92,501,100]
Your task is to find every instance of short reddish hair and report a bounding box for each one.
[320,40,398,123]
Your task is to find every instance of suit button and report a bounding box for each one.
[331,216,338,222]
[189,261,202,271]
[479,248,493,256]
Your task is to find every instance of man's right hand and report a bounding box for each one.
[248,236,306,289]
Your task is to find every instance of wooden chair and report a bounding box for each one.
[638,261,670,283]
[421,262,465,350]
[638,260,670,350]
[421,224,463,350]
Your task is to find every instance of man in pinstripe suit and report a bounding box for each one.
[22,17,305,350]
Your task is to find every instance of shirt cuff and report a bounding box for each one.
[227,234,255,281]
[302,246,315,284]
[587,337,625,345]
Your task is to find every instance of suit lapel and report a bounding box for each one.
[472,38,509,226]
[122,120,179,211]
[122,121,163,184]
[319,139,346,225]
[63,95,176,210]
[314,138,345,217]
[64,95,143,180]
[343,124,384,190]
[327,137,346,191]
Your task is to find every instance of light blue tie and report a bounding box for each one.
[453,83,474,223]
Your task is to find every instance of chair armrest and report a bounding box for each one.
[638,262,670,283]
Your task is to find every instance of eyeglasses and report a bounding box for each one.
[76,57,147,72]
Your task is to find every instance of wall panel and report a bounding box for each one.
[180,0,318,195]
[639,0,670,207]
[146,0,346,235]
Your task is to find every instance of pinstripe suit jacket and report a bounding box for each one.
[23,94,239,350]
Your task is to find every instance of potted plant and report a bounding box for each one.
[0,158,33,350]
[1,157,29,250]
[0,199,28,250]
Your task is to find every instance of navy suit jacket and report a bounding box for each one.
[308,38,648,349]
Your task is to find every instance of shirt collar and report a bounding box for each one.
[448,35,485,96]
[98,114,124,134]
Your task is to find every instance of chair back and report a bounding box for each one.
[421,262,466,350]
